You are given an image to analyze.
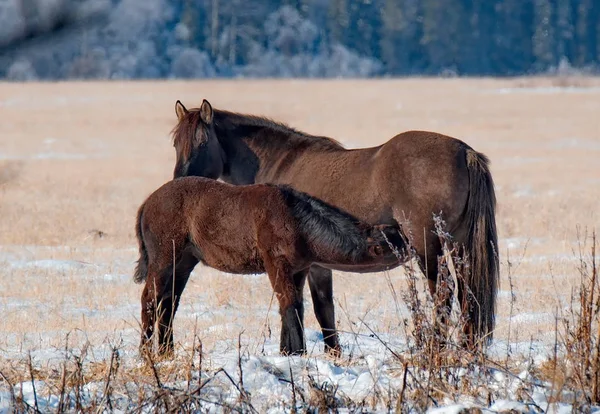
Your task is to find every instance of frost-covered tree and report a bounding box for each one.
[1,0,599,80]
[169,47,216,78]
[265,5,318,56]
[6,58,37,81]
[96,0,175,78]
[0,0,26,48]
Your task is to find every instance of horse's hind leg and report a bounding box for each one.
[307,265,341,356]
[420,247,454,344]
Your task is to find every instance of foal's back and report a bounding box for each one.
[145,176,275,219]
[141,177,296,273]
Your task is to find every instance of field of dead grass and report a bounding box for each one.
[0,77,598,411]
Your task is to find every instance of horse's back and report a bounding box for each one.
[382,129,471,159]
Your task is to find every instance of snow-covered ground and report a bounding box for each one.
[0,334,579,413]
[1,243,597,413]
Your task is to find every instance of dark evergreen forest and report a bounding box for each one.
[0,0,598,80]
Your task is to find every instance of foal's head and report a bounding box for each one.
[172,100,224,179]
[364,224,407,264]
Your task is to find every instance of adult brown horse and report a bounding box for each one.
[134,176,405,357]
[171,99,499,354]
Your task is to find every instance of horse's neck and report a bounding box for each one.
[219,124,331,185]
[218,136,258,185]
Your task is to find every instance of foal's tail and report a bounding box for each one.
[133,203,148,284]
[464,149,499,345]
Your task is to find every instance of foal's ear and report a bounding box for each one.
[200,99,213,125]
[175,100,188,121]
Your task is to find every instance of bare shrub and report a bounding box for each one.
[385,214,489,410]
[558,229,599,406]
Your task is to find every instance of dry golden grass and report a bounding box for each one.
[0,78,598,359]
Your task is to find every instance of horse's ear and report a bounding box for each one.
[175,100,188,121]
[200,99,213,125]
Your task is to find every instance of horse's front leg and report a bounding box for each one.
[265,259,306,355]
[307,264,341,356]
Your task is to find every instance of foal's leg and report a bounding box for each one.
[140,268,160,355]
[265,260,305,355]
[155,252,198,356]
[292,269,308,339]
[307,265,341,356]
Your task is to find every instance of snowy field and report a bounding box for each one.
[0,78,599,412]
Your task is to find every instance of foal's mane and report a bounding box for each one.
[213,109,345,151]
[277,185,367,262]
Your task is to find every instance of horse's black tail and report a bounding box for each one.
[133,203,148,284]
[464,149,499,345]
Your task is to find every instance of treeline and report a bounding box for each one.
[0,0,598,80]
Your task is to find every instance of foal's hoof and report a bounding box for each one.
[280,347,306,356]
[325,344,342,358]
[139,342,153,360]
[139,344,175,363]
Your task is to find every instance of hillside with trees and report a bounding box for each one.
[0,0,598,80]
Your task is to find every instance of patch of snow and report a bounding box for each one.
[512,312,554,323]
[101,273,129,282]
[520,254,579,264]
[486,339,552,362]
[0,390,12,414]
[9,259,96,271]
[512,185,534,198]
[500,237,546,249]
[428,404,470,414]
[489,399,529,412]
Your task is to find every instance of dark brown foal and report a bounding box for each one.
[134,176,405,357]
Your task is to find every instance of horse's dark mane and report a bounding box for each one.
[213,109,345,151]
[276,185,367,262]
